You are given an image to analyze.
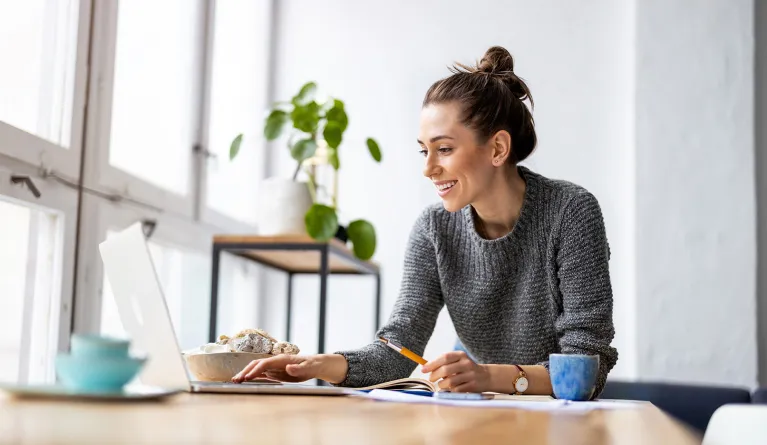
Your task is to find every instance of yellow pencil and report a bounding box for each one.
[378,337,428,366]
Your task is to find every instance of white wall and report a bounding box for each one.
[635,0,756,387]
[263,0,637,379]
[262,0,757,387]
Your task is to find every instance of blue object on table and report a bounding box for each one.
[56,334,145,392]
[70,333,131,358]
[357,389,433,397]
[549,353,599,401]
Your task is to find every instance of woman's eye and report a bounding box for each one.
[438,147,452,153]
[418,149,427,157]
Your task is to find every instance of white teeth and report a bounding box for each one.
[435,181,457,191]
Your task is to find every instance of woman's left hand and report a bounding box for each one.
[421,351,491,393]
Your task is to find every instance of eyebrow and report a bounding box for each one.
[417,135,455,145]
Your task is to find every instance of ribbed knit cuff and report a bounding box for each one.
[331,350,364,388]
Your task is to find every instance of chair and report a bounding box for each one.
[702,404,767,445]
[752,387,767,404]
[599,380,752,433]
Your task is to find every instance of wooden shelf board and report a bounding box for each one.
[213,234,378,274]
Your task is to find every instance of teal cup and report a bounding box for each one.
[70,334,130,358]
[56,334,145,392]
[549,353,600,401]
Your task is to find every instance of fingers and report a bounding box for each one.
[232,355,297,383]
[232,359,262,382]
[428,360,472,383]
[243,355,295,381]
[264,370,303,383]
[437,372,473,391]
[451,381,479,393]
[422,351,466,373]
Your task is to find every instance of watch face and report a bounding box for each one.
[515,377,529,393]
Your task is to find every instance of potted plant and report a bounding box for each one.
[229,82,382,261]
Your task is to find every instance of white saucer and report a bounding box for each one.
[0,383,183,401]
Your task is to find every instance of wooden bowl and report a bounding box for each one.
[184,352,271,382]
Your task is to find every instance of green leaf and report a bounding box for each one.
[305,204,338,241]
[229,134,243,160]
[292,82,317,105]
[347,219,376,260]
[291,101,321,133]
[323,122,343,149]
[325,99,348,132]
[328,147,340,170]
[366,138,382,162]
[291,138,318,162]
[264,110,288,140]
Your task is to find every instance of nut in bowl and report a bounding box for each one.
[183,328,300,382]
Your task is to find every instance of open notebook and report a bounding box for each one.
[356,377,440,392]
[355,378,555,401]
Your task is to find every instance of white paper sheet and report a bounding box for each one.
[361,389,641,412]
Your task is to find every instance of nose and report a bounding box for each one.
[422,152,441,179]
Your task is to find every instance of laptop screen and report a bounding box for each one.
[99,222,191,390]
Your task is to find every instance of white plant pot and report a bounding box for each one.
[258,177,312,236]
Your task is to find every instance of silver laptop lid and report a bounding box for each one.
[98,222,190,391]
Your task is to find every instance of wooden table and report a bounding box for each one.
[209,235,381,354]
[0,392,701,444]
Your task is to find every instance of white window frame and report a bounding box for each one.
[73,0,271,337]
[0,155,78,381]
[0,0,92,180]
[82,0,266,231]
[197,0,274,230]
[83,0,207,220]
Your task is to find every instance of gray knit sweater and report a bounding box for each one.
[336,166,618,397]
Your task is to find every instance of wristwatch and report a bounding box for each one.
[512,364,529,394]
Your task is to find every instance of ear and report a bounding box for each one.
[489,130,512,166]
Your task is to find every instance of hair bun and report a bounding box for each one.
[473,46,532,106]
[425,46,538,163]
[477,46,515,74]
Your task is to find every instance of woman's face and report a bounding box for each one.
[418,102,495,212]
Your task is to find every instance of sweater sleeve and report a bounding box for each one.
[333,209,444,388]
[543,192,618,399]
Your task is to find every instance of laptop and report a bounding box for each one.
[98,222,358,396]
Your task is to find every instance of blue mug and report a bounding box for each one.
[70,334,130,358]
[56,334,145,392]
[549,353,600,401]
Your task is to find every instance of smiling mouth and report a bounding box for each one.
[435,180,457,195]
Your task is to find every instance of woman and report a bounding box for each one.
[233,46,618,397]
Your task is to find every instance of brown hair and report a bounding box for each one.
[423,46,537,163]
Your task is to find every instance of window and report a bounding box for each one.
[0,200,31,383]
[0,196,66,385]
[203,0,272,225]
[0,0,79,147]
[0,0,88,178]
[107,0,205,197]
[0,0,272,386]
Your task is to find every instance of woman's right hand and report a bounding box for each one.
[231,353,348,384]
